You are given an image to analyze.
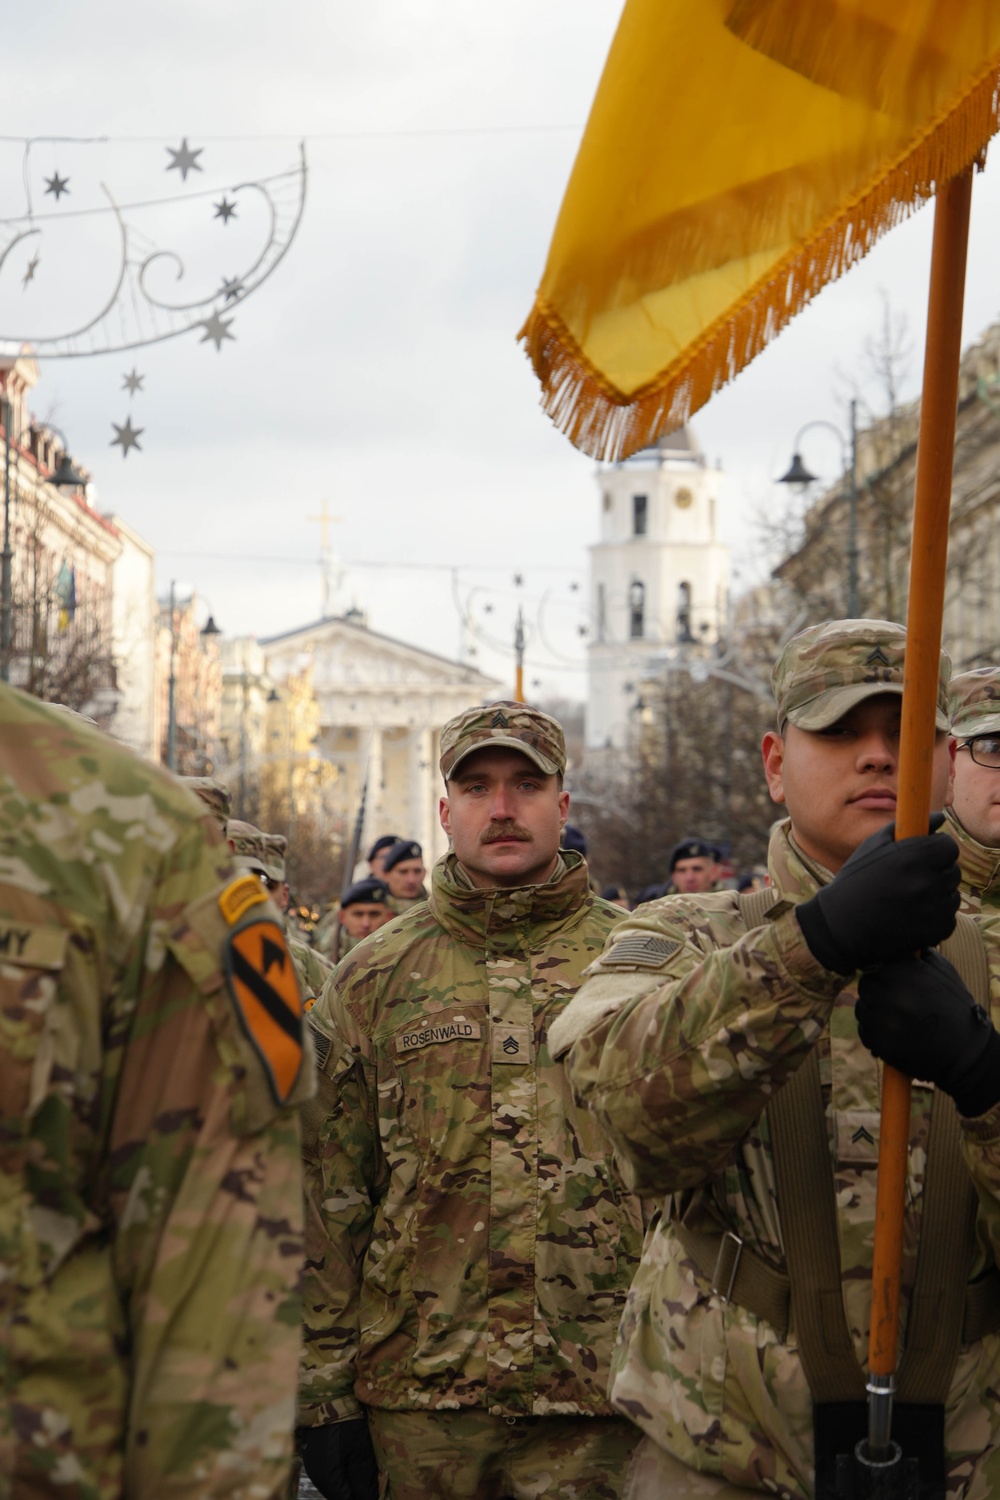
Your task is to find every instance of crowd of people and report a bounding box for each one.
[8,618,1000,1499]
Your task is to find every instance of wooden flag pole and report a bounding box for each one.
[866,165,974,1462]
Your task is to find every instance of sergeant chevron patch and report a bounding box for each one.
[225,919,304,1103]
[601,934,681,970]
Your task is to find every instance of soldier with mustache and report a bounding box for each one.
[296,702,645,1500]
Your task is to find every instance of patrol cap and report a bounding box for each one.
[341,877,391,908]
[180,775,232,831]
[440,700,566,780]
[227,819,269,876]
[668,837,718,870]
[772,618,951,732]
[382,839,422,872]
[261,832,288,883]
[367,833,401,862]
[949,667,1000,738]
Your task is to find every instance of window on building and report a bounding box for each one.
[677,581,693,643]
[629,579,645,640]
[632,494,648,536]
[596,582,607,642]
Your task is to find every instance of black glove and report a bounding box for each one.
[856,951,1000,1116]
[297,1420,379,1500]
[796,815,959,975]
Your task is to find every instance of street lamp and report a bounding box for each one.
[1,405,86,683]
[778,399,859,617]
[166,590,222,771]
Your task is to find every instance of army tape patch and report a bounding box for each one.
[601,934,681,970]
[225,919,304,1104]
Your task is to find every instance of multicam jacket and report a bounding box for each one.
[946,806,1000,914]
[0,683,311,1500]
[298,851,643,1423]
[549,821,1000,1499]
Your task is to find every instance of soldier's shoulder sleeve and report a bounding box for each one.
[167,863,315,1133]
[550,895,729,1059]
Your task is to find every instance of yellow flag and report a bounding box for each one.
[520,0,1000,461]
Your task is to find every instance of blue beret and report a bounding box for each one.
[341,878,391,908]
[368,834,401,862]
[668,838,719,870]
[561,824,588,855]
[382,840,423,873]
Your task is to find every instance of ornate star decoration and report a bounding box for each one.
[44,172,70,200]
[214,196,237,224]
[513,573,523,586]
[199,311,236,351]
[121,368,145,396]
[110,417,144,457]
[22,253,40,288]
[220,275,244,301]
[569,580,580,592]
[578,624,588,636]
[484,603,494,614]
[166,138,203,181]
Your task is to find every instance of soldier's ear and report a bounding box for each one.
[762,730,786,806]
[439,795,452,836]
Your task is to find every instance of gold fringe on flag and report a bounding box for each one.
[519,0,1000,463]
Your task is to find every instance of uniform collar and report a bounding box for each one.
[945,806,1000,896]
[428,849,591,944]
[766,817,833,907]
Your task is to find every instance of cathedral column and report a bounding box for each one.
[364,724,384,850]
[409,724,435,858]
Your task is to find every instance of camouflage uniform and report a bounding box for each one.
[0,680,311,1499]
[383,840,429,917]
[549,624,1000,1499]
[947,670,1000,914]
[228,819,332,1006]
[550,819,1000,1497]
[299,848,643,1486]
[945,806,1000,914]
[311,903,341,959]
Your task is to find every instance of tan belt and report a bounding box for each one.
[675,1218,1000,1349]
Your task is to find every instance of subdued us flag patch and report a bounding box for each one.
[601,934,681,970]
[225,919,304,1103]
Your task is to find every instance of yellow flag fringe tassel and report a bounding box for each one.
[519,61,1000,464]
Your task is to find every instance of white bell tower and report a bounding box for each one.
[586,427,730,752]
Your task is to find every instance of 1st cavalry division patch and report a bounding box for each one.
[224,919,304,1103]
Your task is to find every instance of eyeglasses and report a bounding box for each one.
[959,736,1000,769]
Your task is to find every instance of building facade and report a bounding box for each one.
[774,316,1000,671]
[586,427,730,752]
[0,353,119,725]
[260,614,500,866]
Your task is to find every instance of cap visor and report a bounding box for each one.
[786,681,949,732]
[954,713,1000,737]
[447,737,561,776]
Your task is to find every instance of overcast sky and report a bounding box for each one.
[5,1,1000,702]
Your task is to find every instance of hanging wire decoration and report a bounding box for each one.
[0,135,307,361]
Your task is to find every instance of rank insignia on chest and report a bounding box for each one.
[601,934,681,970]
[492,1024,531,1065]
